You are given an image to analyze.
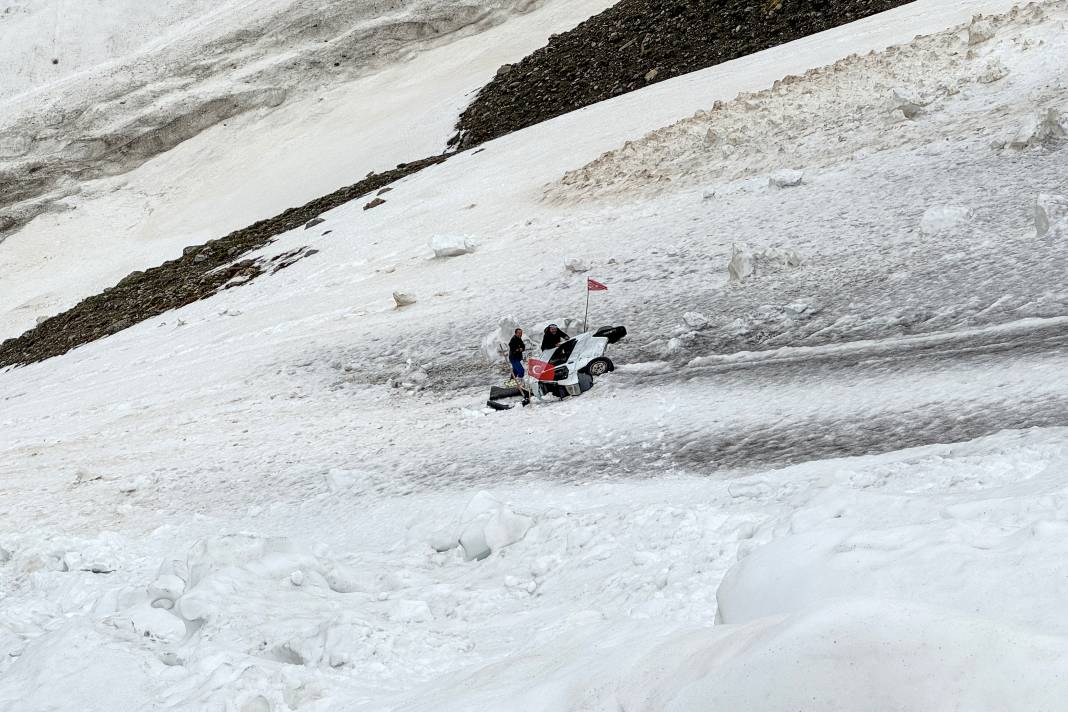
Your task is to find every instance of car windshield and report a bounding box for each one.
[548,338,578,366]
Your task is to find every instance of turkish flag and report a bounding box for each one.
[587,278,608,291]
[528,359,556,381]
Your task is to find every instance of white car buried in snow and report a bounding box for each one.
[488,326,627,408]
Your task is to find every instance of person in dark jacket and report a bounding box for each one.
[507,328,531,405]
[541,324,570,351]
[508,328,526,379]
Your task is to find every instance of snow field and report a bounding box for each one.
[4,428,1068,710]
[2,0,1068,709]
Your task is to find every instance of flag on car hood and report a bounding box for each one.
[528,359,555,381]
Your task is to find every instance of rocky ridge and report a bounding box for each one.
[452,0,916,148]
[0,156,447,369]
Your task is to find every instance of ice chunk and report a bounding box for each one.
[459,519,492,561]
[1035,194,1068,238]
[729,243,801,283]
[430,234,476,258]
[683,312,709,329]
[968,15,996,45]
[1007,109,1066,149]
[564,257,591,273]
[396,360,429,389]
[888,87,928,119]
[240,696,272,712]
[977,57,1009,84]
[392,291,417,307]
[728,244,755,283]
[325,564,369,593]
[483,508,533,553]
[769,169,804,188]
[480,316,522,363]
[920,206,972,235]
[455,491,533,561]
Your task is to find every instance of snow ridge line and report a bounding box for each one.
[545,0,1066,204]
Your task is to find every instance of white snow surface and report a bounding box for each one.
[3,1,1068,710]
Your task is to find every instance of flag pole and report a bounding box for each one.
[583,283,590,332]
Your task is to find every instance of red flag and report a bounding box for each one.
[527,359,556,381]
[587,278,608,291]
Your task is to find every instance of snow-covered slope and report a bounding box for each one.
[0,0,616,337]
[2,0,1067,710]
[1,0,223,99]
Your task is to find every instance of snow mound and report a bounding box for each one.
[888,86,931,120]
[768,169,804,188]
[715,483,1068,632]
[564,257,591,273]
[391,359,431,390]
[431,234,478,258]
[480,316,522,363]
[1035,193,1068,238]
[920,205,972,235]
[978,56,1010,84]
[682,312,710,330]
[968,14,998,45]
[0,533,410,709]
[728,243,801,283]
[430,491,534,561]
[1006,108,1067,149]
[393,291,418,308]
[405,600,1068,712]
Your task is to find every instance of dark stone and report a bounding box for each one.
[304,217,326,229]
[363,197,386,211]
[0,154,448,369]
[116,271,144,288]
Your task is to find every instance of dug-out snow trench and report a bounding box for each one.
[384,328,1068,488]
[629,325,1068,476]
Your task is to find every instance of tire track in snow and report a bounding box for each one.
[420,324,1068,486]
